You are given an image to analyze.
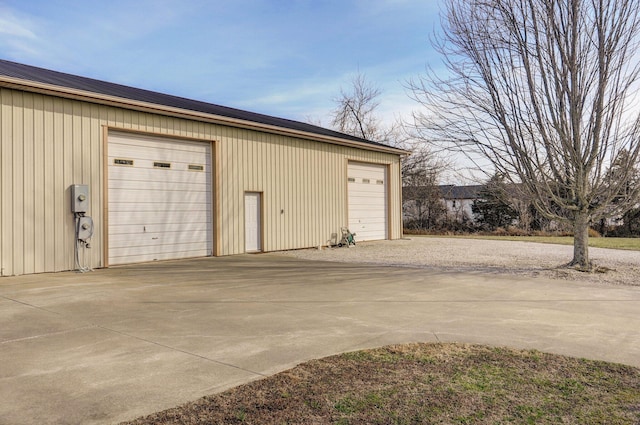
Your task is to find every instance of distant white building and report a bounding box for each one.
[402,184,484,225]
[438,185,484,223]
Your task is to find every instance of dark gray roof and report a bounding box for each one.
[402,184,485,201]
[438,185,484,199]
[0,59,396,151]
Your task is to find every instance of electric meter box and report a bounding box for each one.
[77,216,94,240]
[71,184,89,213]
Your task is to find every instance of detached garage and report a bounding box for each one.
[0,60,406,277]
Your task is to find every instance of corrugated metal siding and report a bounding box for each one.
[215,130,401,253]
[0,87,401,276]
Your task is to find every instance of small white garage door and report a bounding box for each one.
[348,162,388,241]
[108,132,213,265]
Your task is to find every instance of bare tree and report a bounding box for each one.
[331,73,387,141]
[330,72,446,171]
[411,0,640,269]
[402,149,448,230]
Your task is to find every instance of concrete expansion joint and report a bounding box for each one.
[1,325,98,345]
[264,300,364,320]
[1,294,64,316]
[2,292,268,378]
[93,324,268,378]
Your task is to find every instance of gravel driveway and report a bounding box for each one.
[277,236,640,286]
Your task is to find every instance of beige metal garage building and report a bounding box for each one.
[0,59,405,276]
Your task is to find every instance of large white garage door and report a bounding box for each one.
[348,162,388,241]
[108,132,213,265]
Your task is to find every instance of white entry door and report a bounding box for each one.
[347,162,388,241]
[245,192,262,252]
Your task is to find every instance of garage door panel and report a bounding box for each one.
[109,137,210,155]
[109,209,210,226]
[109,202,211,213]
[348,163,388,242]
[109,247,209,265]
[116,143,209,155]
[109,168,210,185]
[109,188,209,204]
[348,163,385,175]
[109,180,209,192]
[109,198,210,211]
[111,162,209,179]
[349,198,385,207]
[109,222,211,235]
[108,132,213,265]
[349,185,385,195]
[110,134,210,153]
[349,208,385,217]
[110,242,210,257]
[109,230,211,249]
[110,150,209,166]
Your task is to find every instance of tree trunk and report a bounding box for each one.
[570,213,591,270]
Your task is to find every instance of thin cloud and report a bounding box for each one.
[0,0,438,137]
[0,12,37,39]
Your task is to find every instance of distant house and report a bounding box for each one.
[438,185,484,223]
[402,184,484,225]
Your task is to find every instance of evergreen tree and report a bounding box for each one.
[472,174,518,230]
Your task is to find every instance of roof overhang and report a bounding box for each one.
[0,75,409,156]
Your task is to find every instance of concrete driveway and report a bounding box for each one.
[1,254,639,425]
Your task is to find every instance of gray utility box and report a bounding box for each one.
[77,216,94,241]
[71,184,90,213]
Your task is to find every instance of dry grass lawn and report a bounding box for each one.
[453,235,640,251]
[122,343,640,425]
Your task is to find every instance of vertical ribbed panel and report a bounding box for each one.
[1,88,14,276]
[215,129,401,254]
[0,87,402,276]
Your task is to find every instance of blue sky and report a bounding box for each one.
[0,0,442,128]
